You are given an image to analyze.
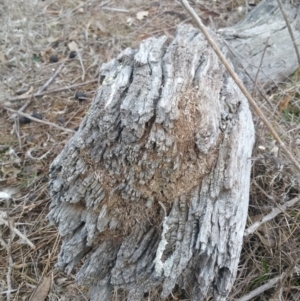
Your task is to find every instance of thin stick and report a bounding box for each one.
[158,200,167,218]
[6,217,13,301]
[10,99,31,149]
[276,0,300,65]
[221,38,275,111]
[244,197,300,236]
[8,98,31,117]
[271,263,298,299]
[8,79,98,101]
[252,37,269,97]
[43,233,60,276]
[179,0,300,173]
[36,62,65,95]
[76,49,86,81]
[252,180,274,201]
[2,106,75,133]
[26,148,53,161]
[101,6,130,13]
[14,120,22,149]
[235,274,284,301]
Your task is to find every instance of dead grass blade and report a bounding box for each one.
[2,106,75,133]
[8,79,98,102]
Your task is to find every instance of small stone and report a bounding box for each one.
[16,89,29,96]
[32,112,43,120]
[51,40,59,48]
[19,116,31,124]
[75,91,87,101]
[57,116,65,124]
[49,54,59,63]
[69,51,77,59]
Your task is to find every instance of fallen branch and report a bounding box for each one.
[179,0,300,173]
[244,197,300,236]
[2,107,75,133]
[235,273,285,301]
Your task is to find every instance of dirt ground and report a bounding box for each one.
[0,0,300,300]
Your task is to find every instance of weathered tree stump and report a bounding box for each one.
[48,1,300,300]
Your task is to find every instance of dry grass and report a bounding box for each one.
[0,0,299,300]
[230,77,300,300]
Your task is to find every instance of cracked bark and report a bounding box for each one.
[48,1,300,300]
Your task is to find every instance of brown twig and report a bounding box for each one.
[179,0,300,173]
[2,106,75,133]
[8,79,98,102]
[276,0,300,65]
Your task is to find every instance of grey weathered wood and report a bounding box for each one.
[48,25,254,300]
[219,0,300,91]
[48,1,300,300]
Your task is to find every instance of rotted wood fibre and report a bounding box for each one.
[48,23,255,301]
